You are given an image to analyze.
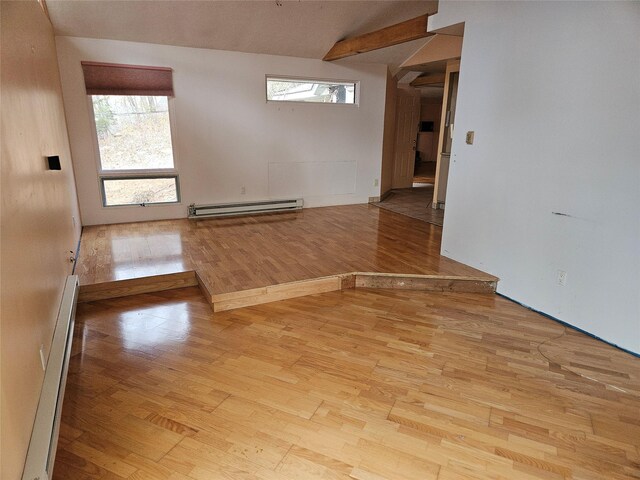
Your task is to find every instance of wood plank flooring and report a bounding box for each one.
[75,204,492,299]
[55,287,640,480]
[375,186,444,226]
[413,161,436,184]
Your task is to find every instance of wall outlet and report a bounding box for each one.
[557,270,567,286]
[240,186,246,195]
[374,178,379,187]
[39,344,46,371]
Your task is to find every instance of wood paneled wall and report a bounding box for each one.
[0,2,81,478]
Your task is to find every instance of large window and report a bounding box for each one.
[82,61,178,208]
[266,76,357,104]
[91,94,179,207]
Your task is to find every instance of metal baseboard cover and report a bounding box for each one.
[188,198,303,219]
[22,275,79,480]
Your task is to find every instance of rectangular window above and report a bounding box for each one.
[266,76,357,104]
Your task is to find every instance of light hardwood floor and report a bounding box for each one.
[55,287,640,480]
[375,186,444,226]
[75,204,492,299]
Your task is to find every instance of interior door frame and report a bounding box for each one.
[432,59,460,209]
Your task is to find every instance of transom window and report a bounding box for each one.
[266,76,357,104]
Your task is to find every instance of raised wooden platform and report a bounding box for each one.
[76,204,498,310]
[79,270,498,312]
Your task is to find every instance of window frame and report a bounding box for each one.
[100,175,181,207]
[265,75,360,106]
[87,94,182,208]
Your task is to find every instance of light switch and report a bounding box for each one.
[466,131,475,145]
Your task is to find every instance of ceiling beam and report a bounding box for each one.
[323,14,433,62]
[410,73,446,88]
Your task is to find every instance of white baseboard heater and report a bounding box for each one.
[188,198,303,219]
[22,275,79,480]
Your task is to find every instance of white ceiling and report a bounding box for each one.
[46,0,438,62]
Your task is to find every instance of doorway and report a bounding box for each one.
[376,82,445,227]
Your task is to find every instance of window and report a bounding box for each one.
[90,94,180,206]
[266,76,357,104]
[82,61,178,207]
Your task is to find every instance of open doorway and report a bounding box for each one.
[376,77,445,226]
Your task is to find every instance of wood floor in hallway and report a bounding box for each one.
[55,287,640,480]
[75,204,492,297]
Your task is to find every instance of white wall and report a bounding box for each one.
[56,37,388,225]
[430,2,640,353]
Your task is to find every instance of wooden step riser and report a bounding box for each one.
[79,271,497,311]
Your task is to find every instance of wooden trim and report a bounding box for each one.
[78,271,197,302]
[355,273,497,293]
[195,270,214,304]
[378,189,393,202]
[433,60,460,208]
[355,271,498,282]
[410,73,446,88]
[323,14,433,62]
[211,275,344,312]
[78,269,497,309]
[211,271,497,312]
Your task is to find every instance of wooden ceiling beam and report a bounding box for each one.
[323,14,433,62]
[410,73,446,88]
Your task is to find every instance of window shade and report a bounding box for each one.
[81,61,174,96]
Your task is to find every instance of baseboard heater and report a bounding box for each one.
[22,275,79,480]
[188,198,303,219]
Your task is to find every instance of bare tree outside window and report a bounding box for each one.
[91,95,179,207]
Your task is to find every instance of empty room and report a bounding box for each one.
[2,1,639,479]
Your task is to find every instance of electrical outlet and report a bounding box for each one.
[240,186,246,195]
[557,270,567,286]
[374,179,379,187]
[39,344,46,371]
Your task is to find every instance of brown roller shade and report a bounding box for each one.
[81,61,174,96]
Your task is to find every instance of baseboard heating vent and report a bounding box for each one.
[188,198,303,219]
[22,275,79,480]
